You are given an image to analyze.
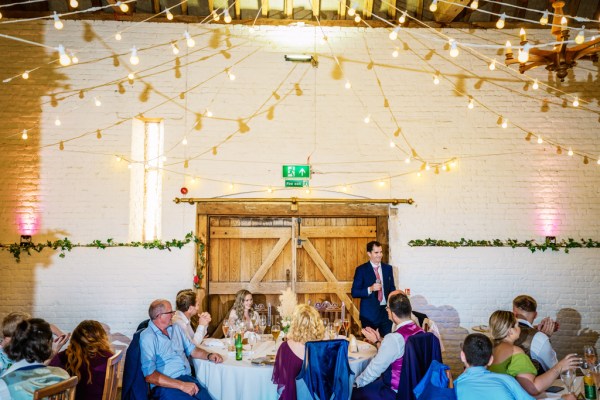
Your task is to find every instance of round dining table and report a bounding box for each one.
[193,336,377,400]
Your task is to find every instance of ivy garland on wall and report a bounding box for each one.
[407,238,600,253]
[0,232,206,287]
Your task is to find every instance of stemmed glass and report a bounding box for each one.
[343,318,350,337]
[327,323,336,339]
[271,324,281,343]
[333,319,342,336]
[222,318,230,338]
[258,315,267,337]
[584,345,597,366]
[248,333,257,359]
[322,317,329,328]
[560,368,576,393]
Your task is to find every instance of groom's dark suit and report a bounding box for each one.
[351,262,396,335]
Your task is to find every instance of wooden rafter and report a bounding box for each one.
[363,0,373,18]
[338,0,346,19]
[262,0,270,17]
[207,0,214,14]
[312,0,320,18]
[285,0,293,18]
[387,0,397,20]
[235,0,241,19]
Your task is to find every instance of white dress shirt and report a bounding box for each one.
[171,310,207,346]
[355,320,415,389]
[367,261,386,306]
[518,319,558,371]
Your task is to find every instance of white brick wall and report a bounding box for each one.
[0,20,598,375]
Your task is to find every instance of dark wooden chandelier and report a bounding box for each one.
[505,1,600,82]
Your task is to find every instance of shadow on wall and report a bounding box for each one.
[410,295,469,377]
[551,308,599,359]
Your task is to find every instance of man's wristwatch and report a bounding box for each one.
[207,352,214,361]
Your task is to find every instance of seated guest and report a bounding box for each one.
[272,304,325,400]
[456,333,534,400]
[512,295,558,373]
[141,299,223,399]
[488,310,579,396]
[0,318,70,399]
[228,289,259,329]
[0,312,31,375]
[172,289,211,346]
[49,320,114,400]
[352,292,425,400]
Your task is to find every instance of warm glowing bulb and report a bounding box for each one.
[171,42,180,55]
[501,118,508,128]
[540,10,548,25]
[69,0,78,7]
[389,27,400,40]
[450,160,456,168]
[467,98,474,109]
[489,59,496,70]
[560,16,567,28]
[228,71,236,81]
[517,43,530,63]
[118,2,129,12]
[166,9,173,20]
[392,48,399,57]
[345,81,351,89]
[268,187,273,193]
[389,141,395,148]
[597,158,600,165]
[404,157,411,164]
[129,46,139,65]
[115,155,122,162]
[537,136,543,144]
[21,129,28,140]
[449,40,459,57]
[185,31,195,47]
[22,71,29,79]
[354,14,361,23]
[378,181,385,187]
[505,40,512,56]
[342,185,348,192]
[206,109,213,117]
[348,7,355,16]
[212,10,220,21]
[57,45,71,66]
[182,137,188,145]
[94,97,102,106]
[575,27,585,44]
[305,189,310,194]
[425,164,430,171]
[364,114,371,124]
[54,117,61,126]
[0,11,3,19]
[433,74,440,85]
[399,12,406,24]
[568,148,573,156]
[470,0,478,10]
[53,12,63,30]
[532,79,539,90]
[573,97,579,107]
[70,53,78,63]
[496,13,506,29]
[442,164,447,171]
[429,0,437,12]
[115,32,122,41]
[128,72,135,80]
[224,11,232,23]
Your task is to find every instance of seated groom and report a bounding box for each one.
[351,240,396,336]
[141,299,223,399]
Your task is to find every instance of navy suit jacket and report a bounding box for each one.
[351,261,396,325]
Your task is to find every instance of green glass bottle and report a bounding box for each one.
[584,373,597,400]
[235,333,243,361]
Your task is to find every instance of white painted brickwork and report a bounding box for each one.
[0,20,598,375]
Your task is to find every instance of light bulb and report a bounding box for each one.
[57,44,71,66]
[206,109,213,117]
[69,0,78,7]
[118,2,129,12]
[575,27,585,44]
[268,187,273,193]
[228,71,236,81]
[389,141,395,148]
[21,129,28,140]
[597,159,600,165]
[496,13,506,29]
[517,43,530,63]
[540,10,548,25]
[55,117,61,126]
[467,98,474,109]
[392,48,399,57]
[489,59,496,70]
[212,10,220,21]
[561,16,567,29]
[129,46,139,65]
[0,11,3,19]
[470,0,478,10]
[404,157,411,164]
[505,40,513,56]
[568,148,573,156]
[53,12,63,30]
[399,11,406,24]
[532,79,539,90]
[450,160,456,168]
[171,42,180,55]
[345,81,351,89]
[182,137,188,145]
[364,114,371,124]
[115,155,122,162]
[378,181,385,187]
[94,97,102,106]
[347,7,355,16]
[22,71,29,79]
[433,74,440,85]
[389,27,400,41]
[184,31,195,48]
[429,0,437,12]
[128,72,135,80]
[166,9,173,20]
[519,28,527,42]
[449,40,459,57]
[115,32,122,41]
[501,118,508,128]
[573,97,579,107]
[354,14,361,23]
[537,136,543,144]
[70,52,78,63]
[425,163,430,171]
[442,164,447,171]
[224,10,232,23]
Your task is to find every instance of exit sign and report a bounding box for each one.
[284,179,309,188]
[282,165,311,179]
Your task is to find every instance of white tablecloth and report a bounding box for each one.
[193,337,377,400]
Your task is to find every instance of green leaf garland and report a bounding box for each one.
[407,238,600,253]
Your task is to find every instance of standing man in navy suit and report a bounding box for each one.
[351,240,396,336]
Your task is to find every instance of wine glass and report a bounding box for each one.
[271,324,281,343]
[258,315,267,336]
[327,323,336,339]
[322,317,329,328]
[222,319,230,338]
[343,318,350,337]
[584,345,597,366]
[333,319,342,336]
[560,368,576,393]
[250,313,258,333]
[248,332,257,358]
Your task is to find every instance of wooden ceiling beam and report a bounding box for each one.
[338,0,346,19]
[262,0,269,17]
[312,0,320,18]
[387,0,397,20]
[284,0,292,18]
[363,0,373,18]
[432,0,469,23]
[235,0,241,19]
[181,0,188,15]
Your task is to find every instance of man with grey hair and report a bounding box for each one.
[140,299,222,399]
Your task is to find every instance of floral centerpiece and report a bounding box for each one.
[277,288,297,335]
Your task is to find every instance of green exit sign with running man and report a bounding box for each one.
[282,165,311,179]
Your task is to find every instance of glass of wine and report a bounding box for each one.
[259,315,267,337]
[248,332,257,358]
[222,319,230,338]
[328,324,337,339]
[584,345,597,366]
[343,318,350,337]
[560,368,576,393]
[333,319,342,336]
[271,324,281,343]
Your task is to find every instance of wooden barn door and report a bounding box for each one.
[195,200,391,336]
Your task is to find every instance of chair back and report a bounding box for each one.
[396,332,443,400]
[295,339,354,400]
[101,349,124,400]
[121,328,149,400]
[412,360,456,400]
[33,376,79,400]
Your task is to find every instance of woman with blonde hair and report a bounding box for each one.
[228,289,259,329]
[488,310,579,396]
[49,320,114,400]
[272,304,325,400]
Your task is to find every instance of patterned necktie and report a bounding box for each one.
[373,265,383,302]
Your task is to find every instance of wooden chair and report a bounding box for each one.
[33,376,78,400]
[102,349,124,400]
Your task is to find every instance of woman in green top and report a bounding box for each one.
[488,310,579,396]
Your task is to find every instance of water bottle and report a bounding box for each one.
[235,332,243,361]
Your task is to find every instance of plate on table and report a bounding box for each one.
[251,355,276,366]
[472,325,489,333]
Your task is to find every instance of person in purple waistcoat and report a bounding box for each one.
[351,292,423,400]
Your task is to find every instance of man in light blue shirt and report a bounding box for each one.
[455,333,534,400]
[140,299,223,400]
